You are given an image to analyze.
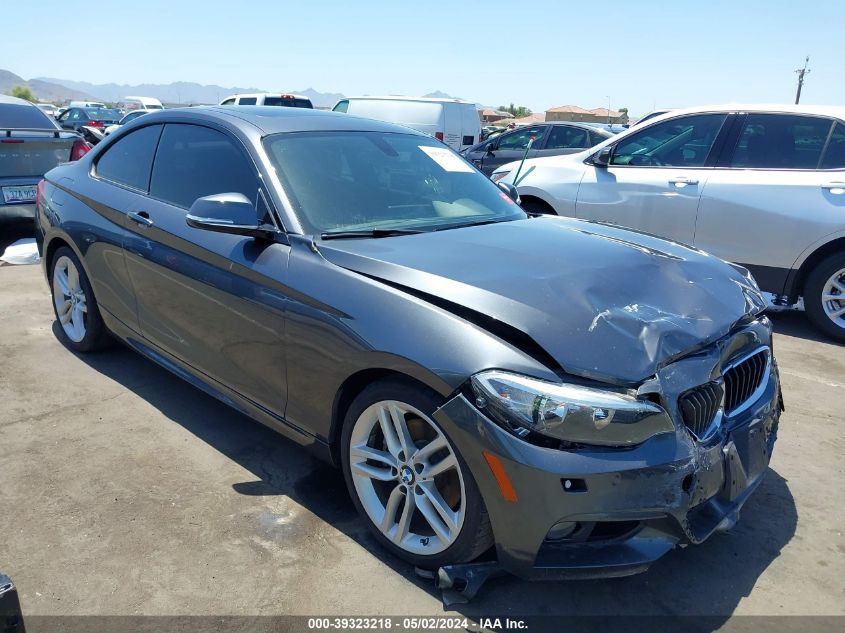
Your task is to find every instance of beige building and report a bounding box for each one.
[479,108,513,123]
[545,105,628,124]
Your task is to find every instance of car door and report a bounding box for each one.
[74,124,165,332]
[122,122,291,417]
[576,113,730,245]
[477,125,547,175]
[694,113,845,294]
[533,124,593,159]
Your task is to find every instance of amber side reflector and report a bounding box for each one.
[482,451,518,503]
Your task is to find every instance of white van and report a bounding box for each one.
[218,93,313,108]
[122,96,163,110]
[332,96,481,151]
[68,101,106,109]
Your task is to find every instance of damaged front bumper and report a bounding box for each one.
[432,320,782,580]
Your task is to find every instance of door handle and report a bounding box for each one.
[669,177,699,186]
[821,182,845,194]
[128,211,153,227]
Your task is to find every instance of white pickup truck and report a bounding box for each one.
[1,95,90,224]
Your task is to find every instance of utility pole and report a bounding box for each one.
[606,95,611,123]
[795,56,810,104]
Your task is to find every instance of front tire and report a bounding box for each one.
[340,378,493,569]
[804,252,845,343]
[50,246,110,352]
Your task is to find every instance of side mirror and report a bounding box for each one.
[486,141,497,154]
[186,193,282,242]
[496,181,520,204]
[593,146,613,167]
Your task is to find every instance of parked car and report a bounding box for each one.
[219,93,313,108]
[333,96,481,152]
[35,102,58,118]
[67,101,106,109]
[57,107,121,132]
[464,122,612,176]
[104,109,155,135]
[480,125,505,141]
[633,109,674,127]
[0,95,89,224]
[492,104,845,341]
[36,106,781,580]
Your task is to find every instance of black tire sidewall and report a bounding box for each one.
[50,246,107,352]
[340,377,492,569]
[804,252,845,343]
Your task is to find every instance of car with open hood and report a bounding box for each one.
[35,106,782,581]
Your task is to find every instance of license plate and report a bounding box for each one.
[2,185,37,204]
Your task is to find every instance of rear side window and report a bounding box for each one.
[149,124,257,209]
[95,124,162,191]
[545,125,590,149]
[730,114,833,169]
[611,114,727,167]
[0,103,57,129]
[333,100,349,113]
[820,122,845,170]
[221,98,236,105]
[589,130,612,146]
[238,97,257,105]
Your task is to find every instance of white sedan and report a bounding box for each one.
[493,104,845,341]
[104,109,155,135]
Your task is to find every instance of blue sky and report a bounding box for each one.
[3,0,843,115]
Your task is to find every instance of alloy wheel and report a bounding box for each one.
[348,400,466,556]
[52,255,88,343]
[821,267,845,330]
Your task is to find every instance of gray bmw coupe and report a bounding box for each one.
[35,106,782,580]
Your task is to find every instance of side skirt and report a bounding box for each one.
[99,307,334,463]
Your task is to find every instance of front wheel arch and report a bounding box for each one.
[519,195,557,215]
[329,368,455,467]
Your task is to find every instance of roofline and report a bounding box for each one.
[341,96,476,105]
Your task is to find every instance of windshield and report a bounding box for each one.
[264,131,526,235]
[83,108,121,119]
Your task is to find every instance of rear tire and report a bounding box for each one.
[50,246,111,352]
[804,252,845,343]
[340,377,494,569]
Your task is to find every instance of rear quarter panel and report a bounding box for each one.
[39,163,139,332]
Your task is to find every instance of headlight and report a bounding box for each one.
[491,170,510,183]
[471,371,674,447]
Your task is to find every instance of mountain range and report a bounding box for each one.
[3,69,482,110]
[0,69,99,102]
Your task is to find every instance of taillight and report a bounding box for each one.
[70,140,92,161]
[435,132,445,142]
[36,180,46,207]
[85,120,104,128]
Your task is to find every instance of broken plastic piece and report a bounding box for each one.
[434,561,505,605]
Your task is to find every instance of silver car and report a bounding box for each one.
[493,105,845,341]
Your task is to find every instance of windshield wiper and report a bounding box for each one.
[433,218,512,231]
[320,228,424,240]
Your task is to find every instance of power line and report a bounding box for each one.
[795,56,810,104]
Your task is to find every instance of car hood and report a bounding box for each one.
[317,217,767,385]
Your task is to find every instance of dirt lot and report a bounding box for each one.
[1,262,843,623]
